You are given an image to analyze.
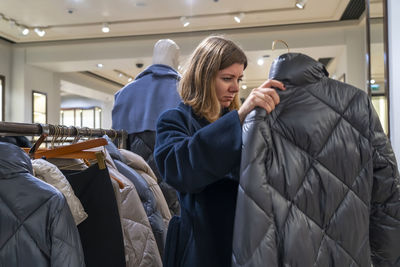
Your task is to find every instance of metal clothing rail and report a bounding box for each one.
[0,121,127,149]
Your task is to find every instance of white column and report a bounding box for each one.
[388,0,400,159]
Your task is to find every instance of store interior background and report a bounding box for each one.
[0,0,391,139]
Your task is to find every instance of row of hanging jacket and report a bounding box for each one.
[0,122,170,267]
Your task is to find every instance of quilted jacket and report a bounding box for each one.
[232,53,400,267]
[128,131,181,216]
[0,142,85,267]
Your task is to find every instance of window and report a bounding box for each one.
[32,91,47,124]
[372,95,388,134]
[60,107,102,128]
[0,75,4,121]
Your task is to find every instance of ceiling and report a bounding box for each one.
[0,0,353,43]
[0,0,369,98]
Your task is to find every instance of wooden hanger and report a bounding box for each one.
[26,138,108,169]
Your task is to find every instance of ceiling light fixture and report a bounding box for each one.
[34,28,46,37]
[257,58,264,66]
[241,84,247,90]
[21,27,30,35]
[234,13,245,23]
[295,0,307,9]
[180,17,190,27]
[102,22,110,33]
[97,63,103,68]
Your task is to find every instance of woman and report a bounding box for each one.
[154,35,285,267]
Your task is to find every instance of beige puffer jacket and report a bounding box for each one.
[119,149,171,228]
[32,159,88,225]
[101,148,162,267]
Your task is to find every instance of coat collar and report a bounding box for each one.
[0,142,33,179]
[269,53,329,86]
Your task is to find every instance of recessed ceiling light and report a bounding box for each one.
[97,63,103,68]
[180,17,190,27]
[34,28,46,37]
[295,0,307,9]
[241,85,247,90]
[257,58,264,66]
[102,23,110,33]
[234,13,245,23]
[21,27,30,35]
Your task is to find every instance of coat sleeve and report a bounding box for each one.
[369,103,400,267]
[154,109,242,194]
[50,193,86,267]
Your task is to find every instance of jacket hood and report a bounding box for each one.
[269,53,329,86]
[135,64,181,80]
[0,142,33,178]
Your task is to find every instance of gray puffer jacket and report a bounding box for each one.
[232,53,400,267]
[0,142,85,267]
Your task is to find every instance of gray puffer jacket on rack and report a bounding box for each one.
[232,53,400,267]
[0,142,85,267]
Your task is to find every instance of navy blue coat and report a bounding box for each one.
[154,102,242,267]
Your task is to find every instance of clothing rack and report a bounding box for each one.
[0,121,127,149]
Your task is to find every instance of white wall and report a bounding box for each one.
[0,40,12,121]
[9,46,60,124]
[25,65,60,124]
[344,21,368,91]
[388,0,400,159]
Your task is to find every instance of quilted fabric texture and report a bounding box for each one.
[0,142,85,267]
[232,53,400,267]
[128,131,181,216]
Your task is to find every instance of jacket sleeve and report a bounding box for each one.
[369,103,400,267]
[154,109,242,194]
[50,193,86,267]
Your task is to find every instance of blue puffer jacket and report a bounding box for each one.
[232,53,400,267]
[0,142,85,267]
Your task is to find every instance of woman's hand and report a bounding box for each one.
[238,79,285,123]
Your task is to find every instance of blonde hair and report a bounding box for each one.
[179,35,247,122]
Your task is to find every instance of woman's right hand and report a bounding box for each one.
[238,79,285,123]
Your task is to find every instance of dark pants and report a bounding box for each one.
[63,164,126,267]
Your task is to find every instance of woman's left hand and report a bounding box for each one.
[238,79,285,123]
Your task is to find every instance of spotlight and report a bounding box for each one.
[97,63,103,68]
[180,17,190,27]
[234,13,245,23]
[241,84,247,90]
[128,77,133,82]
[34,28,46,37]
[257,58,264,66]
[102,22,110,33]
[21,27,30,35]
[295,0,307,9]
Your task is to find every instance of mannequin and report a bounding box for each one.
[112,39,181,218]
[152,39,180,70]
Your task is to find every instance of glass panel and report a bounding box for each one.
[63,110,75,126]
[372,95,388,134]
[32,92,47,123]
[368,0,388,135]
[82,109,94,128]
[95,107,101,128]
[75,109,82,127]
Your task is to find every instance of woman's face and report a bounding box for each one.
[215,63,244,108]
